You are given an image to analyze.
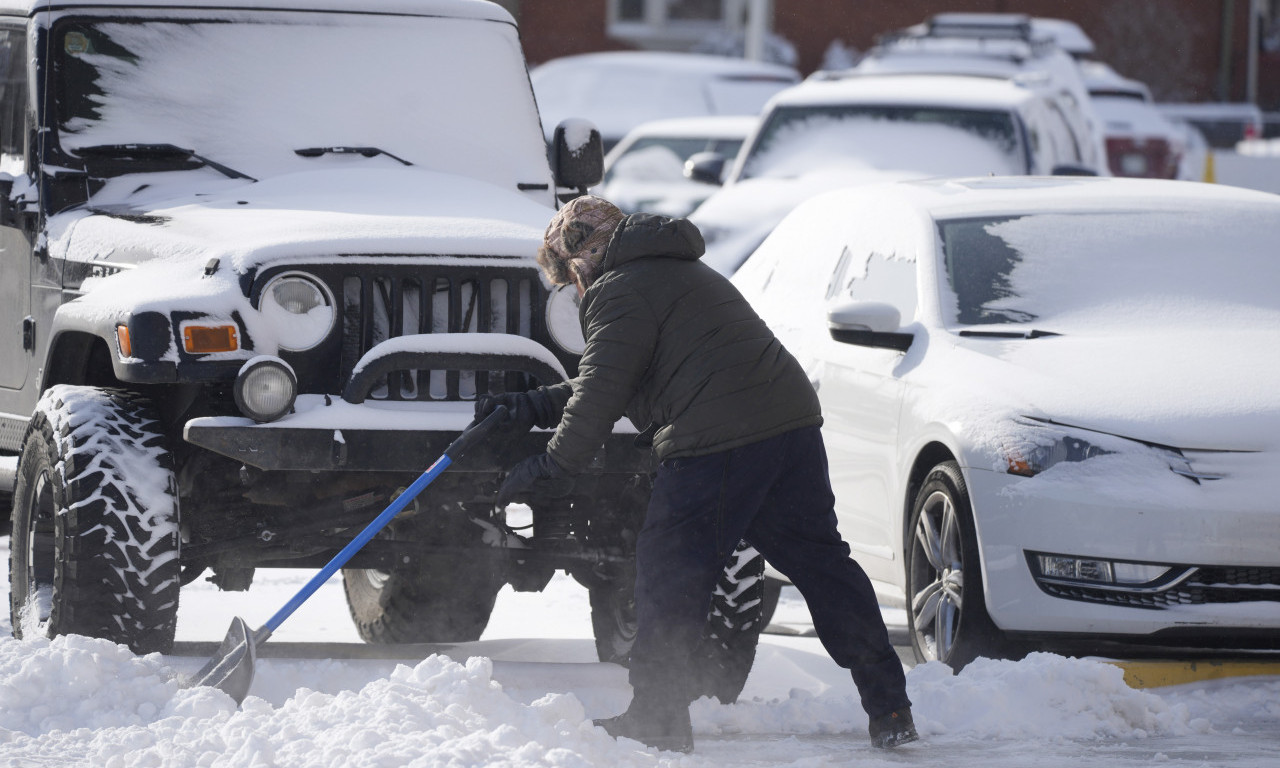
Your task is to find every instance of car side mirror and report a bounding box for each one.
[0,172,15,228]
[552,119,603,197]
[827,301,913,352]
[684,151,728,185]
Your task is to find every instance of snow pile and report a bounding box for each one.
[907,655,1203,741]
[698,654,1200,742]
[0,634,230,737]
[0,636,670,767]
[0,625,1265,766]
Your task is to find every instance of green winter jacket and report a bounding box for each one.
[543,213,822,473]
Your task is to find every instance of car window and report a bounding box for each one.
[741,104,1022,180]
[604,137,714,184]
[828,245,918,322]
[937,208,1280,329]
[0,26,27,161]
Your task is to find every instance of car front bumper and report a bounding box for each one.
[185,396,650,473]
[966,458,1280,641]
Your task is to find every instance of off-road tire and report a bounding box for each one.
[905,461,1004,670]
[690,542,773,703]
[342,514,505,643]
[588,541,771,704]
[588,563,638,665]
[8,385,181,653]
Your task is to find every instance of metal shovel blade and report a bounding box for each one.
[190,616,258,704]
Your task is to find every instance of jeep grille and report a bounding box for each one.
[254,263,565,401]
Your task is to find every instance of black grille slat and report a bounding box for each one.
[307,264,549,403]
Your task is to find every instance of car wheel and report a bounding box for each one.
[905,461,1002,670]
[588,541,771,704]
[588,567,638,666]
[689,542,773,703]
[342,512,505,643]
[9,386,181,653]
[343,555,504,644]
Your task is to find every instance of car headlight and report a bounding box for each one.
[545,284,585,355]
[1001,420,1113,477]
[259,272,336,351]
[234,356,297,423]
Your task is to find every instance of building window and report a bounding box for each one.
[609,0,745,49]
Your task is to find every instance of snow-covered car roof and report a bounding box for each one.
[767,73,1043,112]
[531,51,798,144]
[0,0,511,19]
[1079,61,1153,102]
[825,175,1280,222]
[607,115,760,143]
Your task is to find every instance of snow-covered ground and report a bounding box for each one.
[2,533,1278,766]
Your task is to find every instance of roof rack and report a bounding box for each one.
[926,13,1033,42]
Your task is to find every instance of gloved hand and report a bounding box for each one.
[495,452,573,507]
[475,389,560,434]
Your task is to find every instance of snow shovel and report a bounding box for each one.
[189,404,510,704]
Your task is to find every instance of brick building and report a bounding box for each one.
[496,0,1280,109]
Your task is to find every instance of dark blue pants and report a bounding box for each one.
[628,426,911,718]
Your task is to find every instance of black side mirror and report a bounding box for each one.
[552,120,603,197]
[0,173,15,228]
[684,151,728,185]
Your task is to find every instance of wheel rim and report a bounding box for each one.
[359,569,390,590]
[909,489,965,663]
[22,468,57,630]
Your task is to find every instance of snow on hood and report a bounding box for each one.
[937,326,1280,452]
[692,169,922,275]
[49,167,555,274]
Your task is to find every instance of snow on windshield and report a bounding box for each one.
[742,107,1023,179]
[939,207,1280,329]
[53,11,549,190]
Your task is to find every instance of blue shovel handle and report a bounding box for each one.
[259,404,509,638]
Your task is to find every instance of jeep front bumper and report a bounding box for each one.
[185,397,649,473]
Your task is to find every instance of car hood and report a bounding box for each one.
[692,168,922,232]
[47,167,554,274]
[691,168,922,274]
[942,327,1280,452]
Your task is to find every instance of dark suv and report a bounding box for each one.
[1,0,769,702]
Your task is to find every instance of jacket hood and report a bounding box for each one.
[602,213,705,273]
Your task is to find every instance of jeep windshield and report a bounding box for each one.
[49,10,551,201]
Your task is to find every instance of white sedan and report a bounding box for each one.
[732,176,1280,669]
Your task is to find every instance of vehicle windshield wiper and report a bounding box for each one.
[294,146,413,166]
[958,329,1062,339]
[74,143,256,181]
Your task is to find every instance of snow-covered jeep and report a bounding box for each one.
[1,0,769,699]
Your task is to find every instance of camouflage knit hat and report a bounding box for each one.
[537,195,624,288]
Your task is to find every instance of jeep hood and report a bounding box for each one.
[47,167,555,273]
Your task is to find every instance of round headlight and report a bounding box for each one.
[545,284,585,355]
[259,272,336,351]
[234,356,297,423]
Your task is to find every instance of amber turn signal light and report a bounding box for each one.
[115,325,132,357]
[183,324,239,354]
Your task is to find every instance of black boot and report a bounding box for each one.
[593,703,694,753]
[868,707,918,748]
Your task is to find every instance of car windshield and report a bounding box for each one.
[50,12,549,195]
[938,207,1280,328]
[740,104,1024,180]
